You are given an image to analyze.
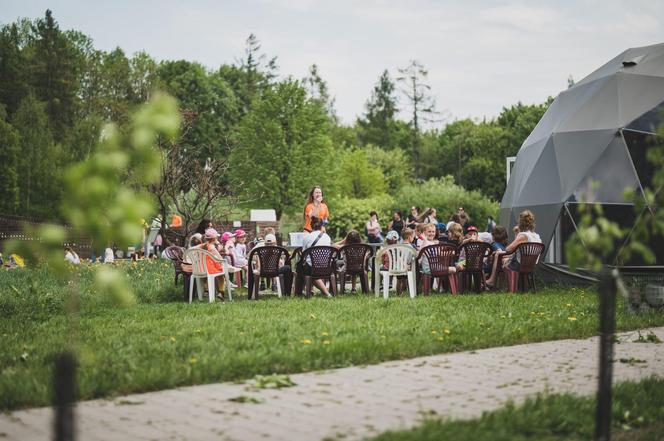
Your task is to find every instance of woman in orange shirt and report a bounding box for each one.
[303,186,329,232]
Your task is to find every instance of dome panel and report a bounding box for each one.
[571,136,641,204]
[617,74,664,127]
[550,130,616,197]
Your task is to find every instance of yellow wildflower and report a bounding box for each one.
[301,339,312,345]
[568,316,577,321]
[443,329,451,335]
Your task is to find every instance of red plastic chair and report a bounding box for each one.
[417,244,458,295]
[503,242,545,292]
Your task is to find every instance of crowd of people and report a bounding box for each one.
[47,184,543,295]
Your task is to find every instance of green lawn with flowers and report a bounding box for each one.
[1,259,663,410]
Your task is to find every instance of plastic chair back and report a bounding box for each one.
[376,244,417,276]
[248,246,289,277]
[339,244,373,274]
[418,244,456,276]
[301,246,338,277]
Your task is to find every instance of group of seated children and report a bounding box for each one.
[369,208,541,290]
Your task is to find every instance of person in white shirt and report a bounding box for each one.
[104,246,115,263]
[301,216,332,296]
[64,246,81,265]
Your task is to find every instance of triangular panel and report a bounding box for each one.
[571,136,641,204]
[550,129,616,198]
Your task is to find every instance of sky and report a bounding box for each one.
[2,0,663,126]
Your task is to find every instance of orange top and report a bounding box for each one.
[204,244,224,274]
[303,202,329,232]
[171,214,182,228]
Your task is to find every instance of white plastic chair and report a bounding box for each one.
[374,244,417,299]
[185,248,234,302]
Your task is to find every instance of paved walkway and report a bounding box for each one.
[2,327,663,441]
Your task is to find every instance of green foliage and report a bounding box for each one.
[428,119,511,201]
[336,149,386,198]
[357,70,410,150]
[565,203,628,271]
[230,79,334,219]
[326,194,395,239]
[157,60,239,159]
[392,177,499,227]
[0,106,21,213]
[62,92,180,250]
[12,92,61,219]
[364,144,413,192]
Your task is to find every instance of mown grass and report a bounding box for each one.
[1,260,663,410]
[368,377,664,441]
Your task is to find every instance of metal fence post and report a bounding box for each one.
[54,351,76,441]
[595,268,617,441]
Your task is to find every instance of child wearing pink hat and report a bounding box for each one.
[233,229,249,286]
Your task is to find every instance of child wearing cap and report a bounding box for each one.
[234,229,249,286]
[198,228,226,296]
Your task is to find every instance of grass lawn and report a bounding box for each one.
[367,377,664,441]
[1,260,663,410]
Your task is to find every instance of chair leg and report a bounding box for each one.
[278,275,286,298]
[189,276,195,303]
[422,274,431,295]
[382,272,390,299]
[304,276,312,298]
[338,271,346,294]
[360,272,369,294]
[223,272,233,301]
[196,278,203,301]
[407,272,416,299]
[448,274,458,295]
[330,274,337,296]
[276,276,282,298]
[375,269,381,298]
[208,277,215,303]
[252,275,260,300]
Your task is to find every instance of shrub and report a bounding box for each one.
[326,194,394,239]
[392,176,499,228]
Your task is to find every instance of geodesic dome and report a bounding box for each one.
[500,43,664,266]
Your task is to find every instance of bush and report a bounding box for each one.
[327,194,395,240]
[392,176,499,228]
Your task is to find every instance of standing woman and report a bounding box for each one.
[366,211,383,244]
[388,211,405,237]
[303,186,329,232]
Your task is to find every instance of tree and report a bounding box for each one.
[98,47,134,123]
[0,105,21,213]
[219,34,278,116]
[363,144,413,192]
[433,119,511,201]
[303,63,336,120]
[158,60,239,160]
[496,99,551,157]
[397,60,437,177]
[357,69,409,150]
[29,10,83,140]
[12,93,61,218]
[336,149,386,198]
[230,80,334,219]
[0,21,31,118]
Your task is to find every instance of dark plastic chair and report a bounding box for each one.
[338,244,373,294]
[247,246,290,300]
[417,244,458,295]
[163,246,186,285]
[503,242,545,292]
[457,242,492,293]
[163,246,190,301]
[295,246,339,298]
